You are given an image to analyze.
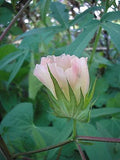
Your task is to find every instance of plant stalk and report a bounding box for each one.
[89,0,109,66]
[89,26,102,67]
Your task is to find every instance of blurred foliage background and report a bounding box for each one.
[0,0,120,159]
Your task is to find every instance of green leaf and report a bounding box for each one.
[0,51,23,70]
[69,12,94,28]
[71,5,102,27]
[28,53,43,100]
[93,53,112,66]
[0,70,9,82]
[47,120,72,160]
[0,102,46,159]
[17,26,64,51]
[91,108,120,119]
[0,91,19,112]
[66,20,99,56]
[17,26,64,40]
[37,126,59,145]
[50,2,69,28]
[102,22,120,51]
[0,0,4,6]
[0,44,18,60]
[10,26,23,35]
[94,77,109,107]
[39,0,51,25]
[69,6,102,27]
[94,77,108,94]
[101,11,120,22]
[7,50,28,86]
[83,6,103,14]
[77,122,112,160]
[96,119,120,160]
[107,92,120,108]
[96,118,120,140]
[104,64,120,88]
[59,143,81,160]
[0,7,13,26]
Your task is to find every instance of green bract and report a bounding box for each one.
[47,68,96,122]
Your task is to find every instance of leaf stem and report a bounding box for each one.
[76,143,86,160]
[89,26,102,67]
[77,136,120,143]
[0,0,32,42]
[12,139,74,159]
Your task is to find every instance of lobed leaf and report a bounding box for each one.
[91,108,120,119]
[66,20,100,56]
[101,11,120,22]
[102,22,120,51]
[7,50,28,86]
[39,0,51,25]
[50,2,69,28]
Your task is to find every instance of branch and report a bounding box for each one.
[0,135,13,160]
[0,0,31,42]
[76,143,86,160]
[77,136,120,143]
[12,139,74,159]
[12,136,120,159]
[85,47,107,52]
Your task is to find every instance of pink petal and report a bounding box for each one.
[76,57,89,96]
[65,61,81,104]
[48,63,69,101]
[65,57,89,104]
[33,64,56,98]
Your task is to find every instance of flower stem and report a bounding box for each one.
[72,119,77,139]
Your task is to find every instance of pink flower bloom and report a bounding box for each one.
[33,54,89,104]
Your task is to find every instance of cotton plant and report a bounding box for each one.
[33,54,95,138]
[6,54,120,160]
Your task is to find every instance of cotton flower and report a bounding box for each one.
[34,54,89,104]
[34,54,94,121]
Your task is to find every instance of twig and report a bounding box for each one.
[0,135,13,160]
[12,139,74,159]
[76,143,86,160]
[85,47,107,52]
[0,0,31,42]
[77,136,120,143]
